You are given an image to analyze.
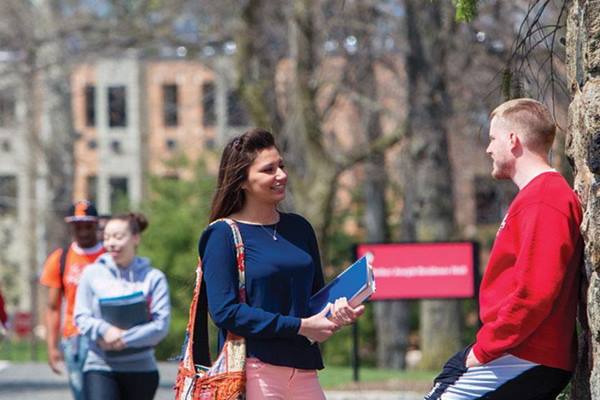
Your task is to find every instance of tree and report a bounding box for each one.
[0,1,76,356]
[236,0,286,135]
[338,0,411,369]
[235,0,405,263]
[404,0,462,369]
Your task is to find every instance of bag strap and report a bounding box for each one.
[59,245,70,292]
[189,218,245,368]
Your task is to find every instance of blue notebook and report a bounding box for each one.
[99,291,151,356]
[309,255,376,315]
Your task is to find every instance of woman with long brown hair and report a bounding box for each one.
[196,128,364,399]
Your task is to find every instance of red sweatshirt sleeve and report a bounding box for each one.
[472,203,579,364]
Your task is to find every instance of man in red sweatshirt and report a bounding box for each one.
[425,98,583,400]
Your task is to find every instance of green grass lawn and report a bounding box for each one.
[318,365,436,390]
[0,339,47,362]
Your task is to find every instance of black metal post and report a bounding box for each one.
[352,320,359,382]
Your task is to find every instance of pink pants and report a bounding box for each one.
[245,357,326,400]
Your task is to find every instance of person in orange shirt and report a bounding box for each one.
[40,200,105,400]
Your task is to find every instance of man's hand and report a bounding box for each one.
[465,348,482,368]
[47,345,64,374]
[45,287,63,375]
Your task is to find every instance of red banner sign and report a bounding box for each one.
[356,242,478,300]
[13,311,32,337]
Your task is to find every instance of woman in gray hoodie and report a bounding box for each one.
[74,212,170,400]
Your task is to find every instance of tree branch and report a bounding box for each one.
[339,126,404,171]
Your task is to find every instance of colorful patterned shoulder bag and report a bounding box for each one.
[175,219,246,400]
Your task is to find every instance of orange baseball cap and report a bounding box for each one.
[64,200,98,223]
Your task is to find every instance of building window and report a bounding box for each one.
[202,82,216,127]
[227,89,248,127]
[165,138,177,150]
[109,177,129,212]
[0,175,17,215]
[84,85,95,127]
[474,176,517,224]
[87,139,97,150]
[86,175,97,205]
[108,86,127,127]
[110,140,122,154]
[0,89,16,127]
[162,84,178,126]
[205,137,215,150]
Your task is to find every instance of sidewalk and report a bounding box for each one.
[327,391,422,399]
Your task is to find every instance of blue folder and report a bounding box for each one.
[309,255,375,315]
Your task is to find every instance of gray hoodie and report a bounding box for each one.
[74,253,170,372]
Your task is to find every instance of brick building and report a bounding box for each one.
[71,54,248,214]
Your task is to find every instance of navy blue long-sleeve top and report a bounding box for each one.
[198,212,325,370]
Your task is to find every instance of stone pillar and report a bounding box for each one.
[565,1,600,398]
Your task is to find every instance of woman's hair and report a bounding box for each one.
[209,128,277,222]
[110,212,149,234]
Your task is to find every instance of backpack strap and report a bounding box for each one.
[186,218,246,369]
[59,245,70,292]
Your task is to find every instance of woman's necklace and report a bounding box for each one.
[259,222,278,241]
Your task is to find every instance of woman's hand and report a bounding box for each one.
[101,326,124,344]
[298,304,340,343]
[99,326,127,351]
[98,337,127,351]
[329,297,365,327]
